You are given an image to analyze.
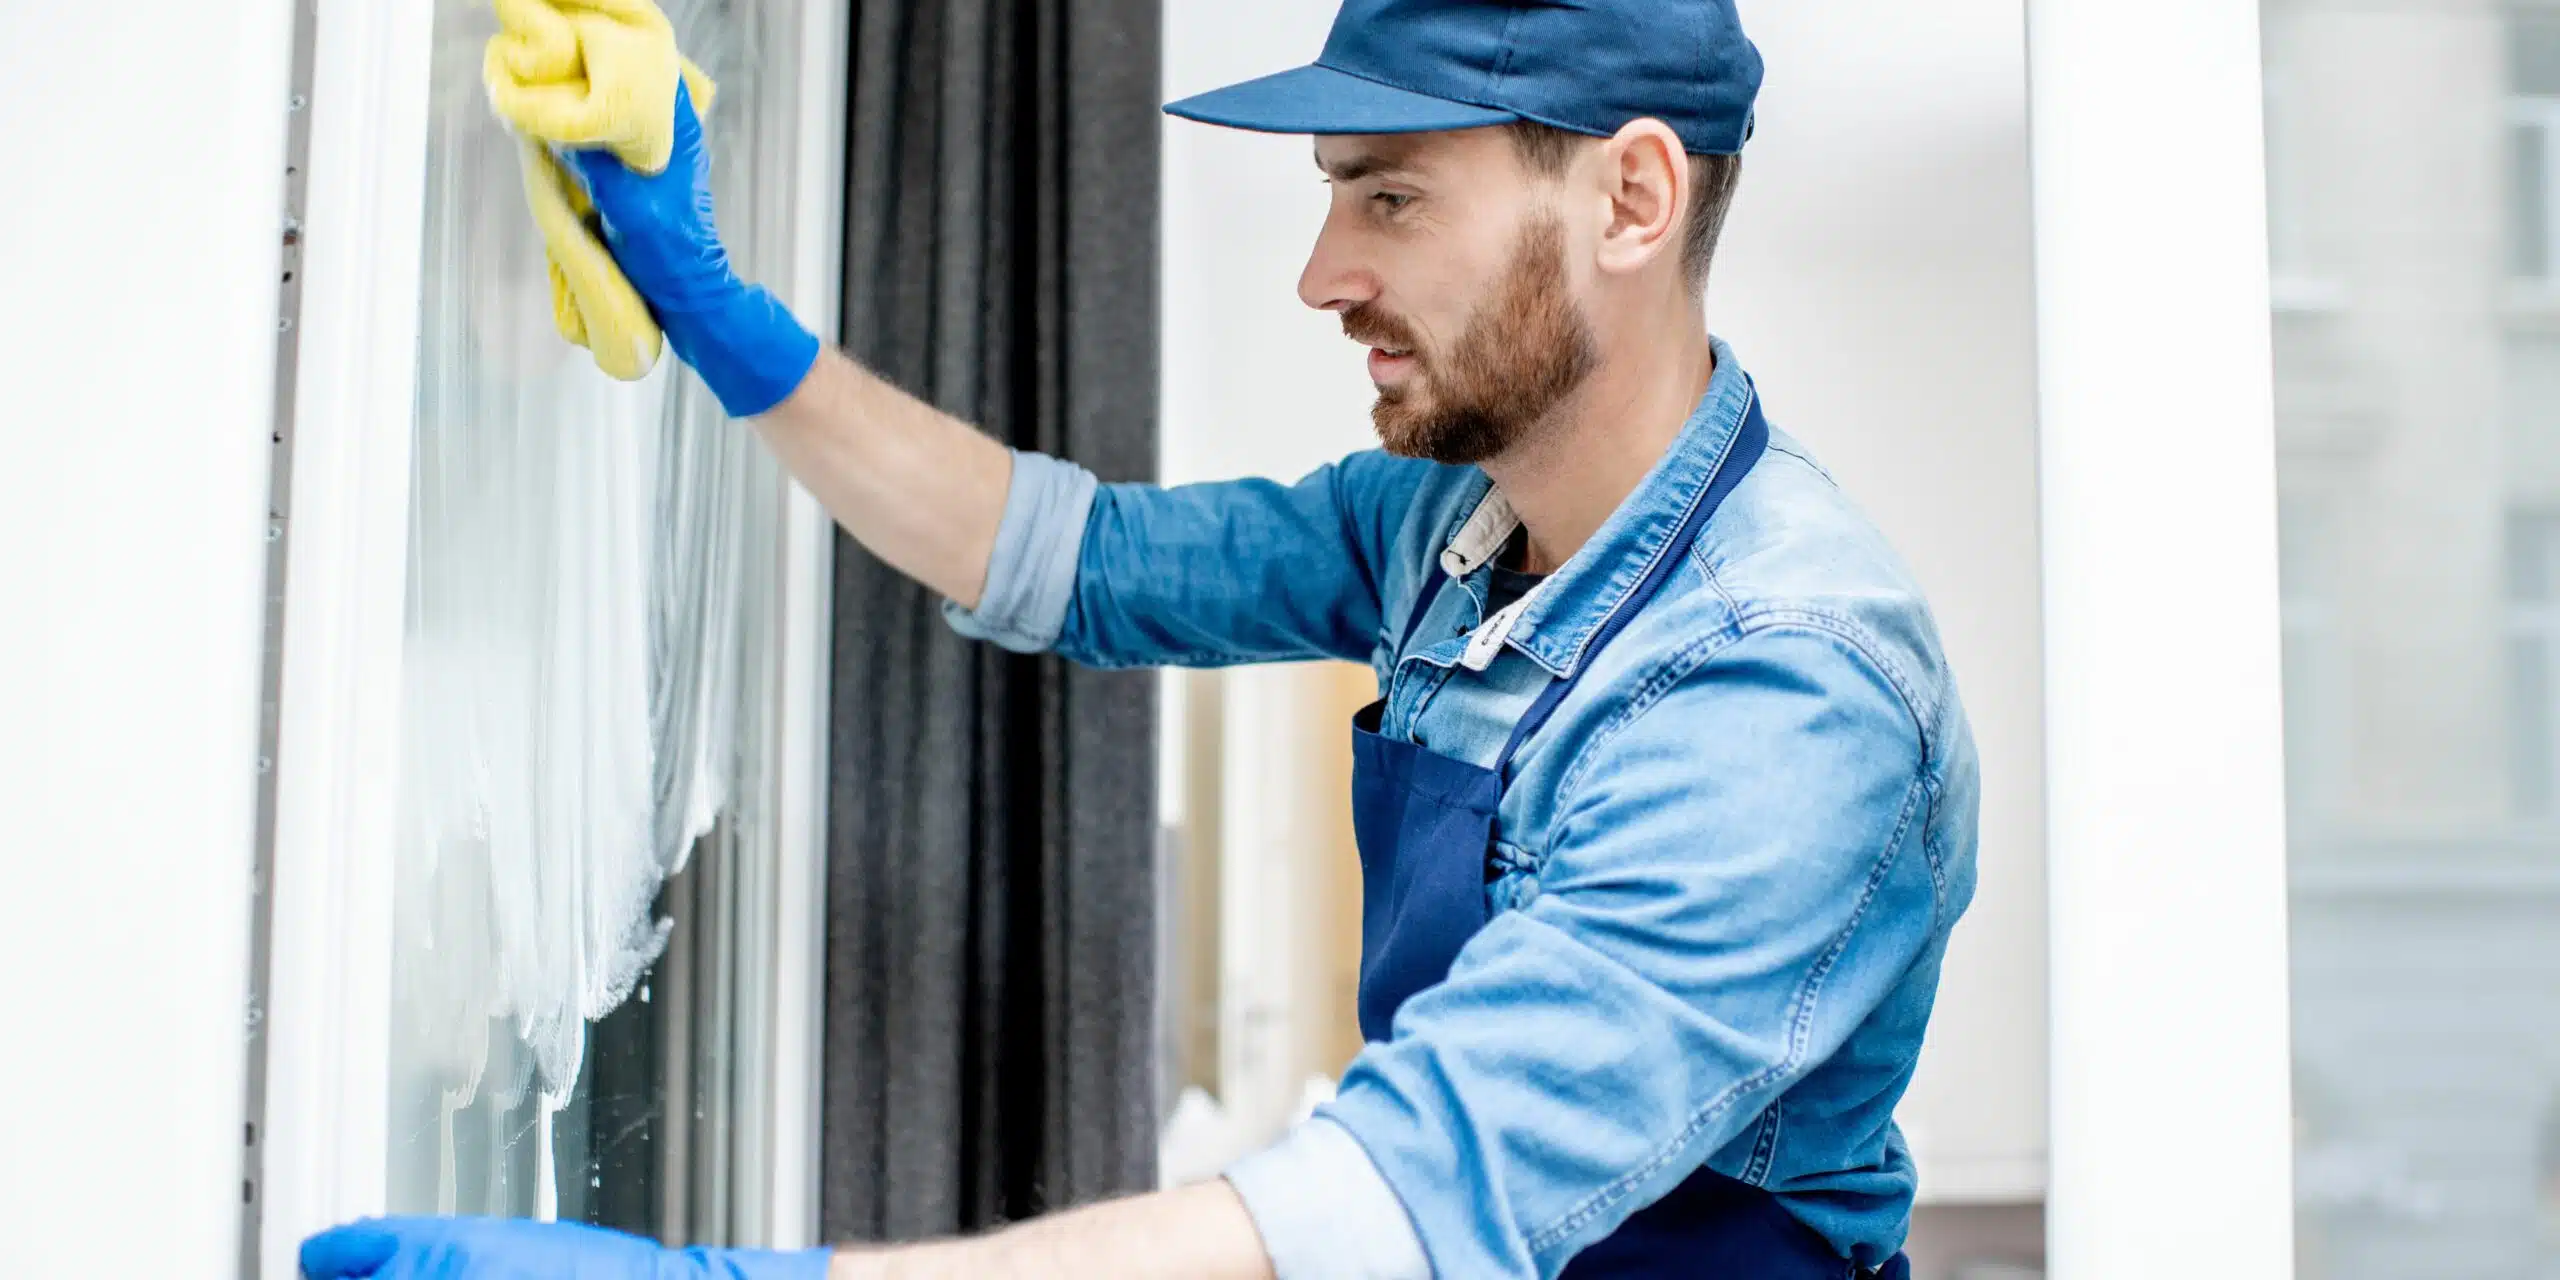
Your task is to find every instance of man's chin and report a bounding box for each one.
[1374,420,1474,465]
[1374,399,1532,466]
[1370,395,1435,460]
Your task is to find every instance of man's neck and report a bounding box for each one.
[1484,312,1716,577]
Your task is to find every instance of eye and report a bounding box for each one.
[1371,191,1414,214]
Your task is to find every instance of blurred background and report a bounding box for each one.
[2264,1,2560,1273]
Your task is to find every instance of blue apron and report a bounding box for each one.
[1347,387,1910,1279]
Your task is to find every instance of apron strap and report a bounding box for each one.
[1494,385,1769,775]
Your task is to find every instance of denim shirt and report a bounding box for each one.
[947,339,1980,1279]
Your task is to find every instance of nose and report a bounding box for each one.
[1297,207,1377,314]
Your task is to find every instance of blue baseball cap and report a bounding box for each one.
[1164,0,1763,156]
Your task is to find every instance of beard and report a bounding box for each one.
[1340,214,1601,466]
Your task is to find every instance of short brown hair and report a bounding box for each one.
[1507,122,1741,293]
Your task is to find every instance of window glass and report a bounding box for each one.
[2265,2,2560,1273]
[2518,13,2560,285]
[2515,10,2560,94]
[388,0,784,1238]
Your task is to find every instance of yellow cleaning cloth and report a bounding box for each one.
[482,0,715,381]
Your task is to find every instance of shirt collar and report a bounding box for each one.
[1438,486,1520,577]
[1431,337,1757,679]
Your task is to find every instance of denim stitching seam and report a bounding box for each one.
[1730,608,1934,760]
[1690,549,1745,626]
[1745,1101,1783,1185]
[1549,612,1926,812]
[1763,440,1841,487]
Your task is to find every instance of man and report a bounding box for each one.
[302,0,1977,1275]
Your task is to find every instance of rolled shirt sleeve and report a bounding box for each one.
[940,450,1098,653]
[1224,1116,1433,1280]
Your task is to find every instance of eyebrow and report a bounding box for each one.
[1315,146,1421,184]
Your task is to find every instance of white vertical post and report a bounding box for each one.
[257,1,437,1273]
[2027,0,2297,1274]
[762,0,849,1250]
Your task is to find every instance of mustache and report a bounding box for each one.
[1341,302,1421,353]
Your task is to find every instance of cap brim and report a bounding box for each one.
[1164,63,1518,136]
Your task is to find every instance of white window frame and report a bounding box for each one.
[2027,0,2297,1274]
[254,1,846,1272]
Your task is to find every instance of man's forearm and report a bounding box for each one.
[826,1181,1275,1280]
[751,347,1016,609]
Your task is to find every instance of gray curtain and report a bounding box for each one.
[820,0,1162,1243]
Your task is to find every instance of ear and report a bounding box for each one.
[1592,118,1687,283]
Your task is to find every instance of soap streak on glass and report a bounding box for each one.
[387,0,786,1243]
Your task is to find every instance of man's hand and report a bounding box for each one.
[562,78,821,418]
[298,1216,830,1280]
[567,82,1013,608]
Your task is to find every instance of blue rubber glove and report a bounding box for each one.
[564,79,823,418]
[299,1216,834,1280]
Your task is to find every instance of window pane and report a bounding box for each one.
[2515,10,2560,97]
[2511,511,2552,603]
[388,0,783,1236]
[2267,2,2560,1274]
[2513,122,2548,281]
[2279,498,2328,602]
[2512,636,2553,818]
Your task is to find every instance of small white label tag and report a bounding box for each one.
[1462,593,1532,671]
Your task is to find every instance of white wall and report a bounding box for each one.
[1157,0,1390,1171]
[1161,0,2051,1208]
[1161,0,1378,487]
[1712,1,2049,1203]
[0,0,294,1267]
